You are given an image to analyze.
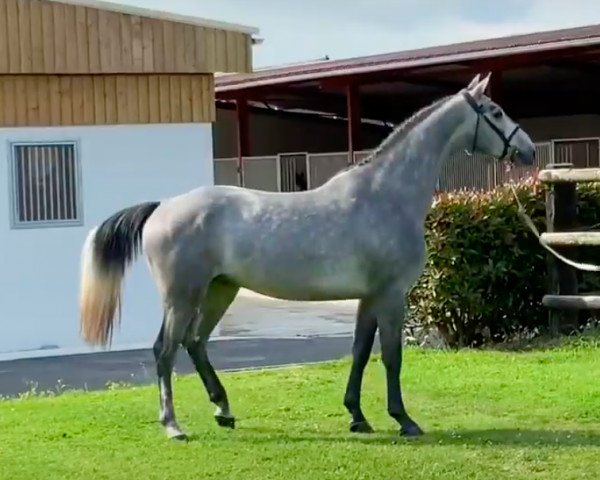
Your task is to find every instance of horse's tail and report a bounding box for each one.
[79,201,161,347]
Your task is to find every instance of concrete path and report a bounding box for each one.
[0,291,369,398]
[215,289,359,338]
[0,336,364,398]
[0,289,359,361]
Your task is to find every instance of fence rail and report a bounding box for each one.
[538,162,600,335]
[540,232,600,246]
[538,168,600,183]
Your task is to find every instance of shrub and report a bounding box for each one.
[407,178,600,348]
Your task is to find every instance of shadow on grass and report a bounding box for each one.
[205,426,600,448]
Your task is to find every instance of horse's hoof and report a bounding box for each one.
[215,415,236,429]
[400,422,424,438]
[350,420,374,434]
[166,425,188,441]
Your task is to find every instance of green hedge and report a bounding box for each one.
[407,179,600,348]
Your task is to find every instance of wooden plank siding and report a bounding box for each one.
[0,74,215,126]
[0,0,253,74]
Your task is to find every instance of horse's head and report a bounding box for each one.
[459,73,535,166]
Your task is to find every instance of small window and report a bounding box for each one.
[9,142,82,228]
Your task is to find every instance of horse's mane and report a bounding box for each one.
[340,94,453,174]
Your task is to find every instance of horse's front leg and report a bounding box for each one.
[374,289,423,437]
[343,299,377,433]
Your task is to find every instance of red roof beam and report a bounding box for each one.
[215,86,293,100]
[215,67,469,101]
[457,46,600,72]
[318,73,464,93]
[216,42,600,93]
[335,44,600,83]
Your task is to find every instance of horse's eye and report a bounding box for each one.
[491,109,503,119]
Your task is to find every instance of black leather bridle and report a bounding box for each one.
[462,90,521,161]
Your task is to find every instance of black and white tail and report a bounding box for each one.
[79,201,160,346]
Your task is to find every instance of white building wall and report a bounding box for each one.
[0,123,214,358]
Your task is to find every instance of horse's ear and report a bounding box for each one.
[471,72,492,99]
[466,74,481,90]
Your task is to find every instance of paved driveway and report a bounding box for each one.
[0,336,365,398]
[0,291,367,398]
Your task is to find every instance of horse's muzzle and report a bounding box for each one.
[511,144,536,166]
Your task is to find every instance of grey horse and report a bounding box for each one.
[79,73,535,441]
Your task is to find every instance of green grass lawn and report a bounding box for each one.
[1,339,600,480]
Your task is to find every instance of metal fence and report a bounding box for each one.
[214,142,554,193]
[437,142,553,191]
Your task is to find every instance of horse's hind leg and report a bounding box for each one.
[153,299,198,441]
[184,277,239,429]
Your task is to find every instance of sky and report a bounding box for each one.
[119,0,600,68]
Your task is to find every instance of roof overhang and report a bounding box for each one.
[216,24,600,93]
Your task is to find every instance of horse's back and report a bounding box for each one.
[142,183,309,261]
[140,182,385,300]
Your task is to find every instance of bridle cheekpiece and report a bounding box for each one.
[461,90,521,161]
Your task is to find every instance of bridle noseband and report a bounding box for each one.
[462,90,521,160]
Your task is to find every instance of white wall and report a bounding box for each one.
[0,123,214,358]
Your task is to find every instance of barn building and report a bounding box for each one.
[213,24,600,193]
[0,0,258,358]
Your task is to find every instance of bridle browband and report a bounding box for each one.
[461,90,521,160]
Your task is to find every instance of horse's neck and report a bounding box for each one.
[370,98,471,220]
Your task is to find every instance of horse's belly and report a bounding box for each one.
[228,257,369,301]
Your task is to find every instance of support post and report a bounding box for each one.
[545,162,579,336]
[235,97,251,187]
[346,83,361,164]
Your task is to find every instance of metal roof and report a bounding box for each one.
[216,23,600,92]
[49,0,260,35]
